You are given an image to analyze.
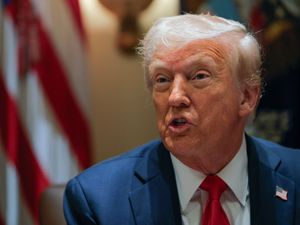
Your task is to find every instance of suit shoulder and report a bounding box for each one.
[250,136,300,157]
[71,139,162,184]
[249,136,300,178]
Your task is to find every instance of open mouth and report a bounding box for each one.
[171,118,188,127]
[168,117,191,134]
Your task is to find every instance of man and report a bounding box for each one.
[63,14,300,225]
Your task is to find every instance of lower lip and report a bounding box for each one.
[168,123,191,134]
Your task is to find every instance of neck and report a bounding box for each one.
[180,132,244,175]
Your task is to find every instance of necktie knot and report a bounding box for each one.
[200,175,228,201]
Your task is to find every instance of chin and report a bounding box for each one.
[163,136,192,155]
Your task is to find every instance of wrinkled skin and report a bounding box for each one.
[149,39,260,174]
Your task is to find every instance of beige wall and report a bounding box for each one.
[79,0,178,163]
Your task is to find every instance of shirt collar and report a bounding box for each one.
[171,135,248,212]
[218,135,248,206]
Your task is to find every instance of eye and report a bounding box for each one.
[192,72,209,80]
[190,70,211,88]
[155,75,169,83]
[152,74,171,91]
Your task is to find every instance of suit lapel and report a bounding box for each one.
[247,136,295,225]
[129,142,182,225]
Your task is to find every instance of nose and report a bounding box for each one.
[168,76,190,108]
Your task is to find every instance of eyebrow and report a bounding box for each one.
[148,60,170,74]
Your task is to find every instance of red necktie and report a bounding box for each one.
[200,175,230,225]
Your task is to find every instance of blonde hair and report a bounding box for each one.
[137,14,262,89]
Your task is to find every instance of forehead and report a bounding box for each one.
[151,39,229,68]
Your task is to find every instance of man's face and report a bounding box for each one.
[149,39,255,172]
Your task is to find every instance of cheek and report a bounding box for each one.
[194,87,241,121]
[152,95,168,121]
[213,92,242,124]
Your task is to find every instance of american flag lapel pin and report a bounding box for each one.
[275,185,288,201]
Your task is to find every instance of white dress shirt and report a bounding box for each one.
[171,136,250,225]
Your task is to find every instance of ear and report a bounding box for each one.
[239,85,260,117]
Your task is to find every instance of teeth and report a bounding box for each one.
[172,118,187,126]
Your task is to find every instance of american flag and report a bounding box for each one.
[275,185,288,201]
[0,0,91,224]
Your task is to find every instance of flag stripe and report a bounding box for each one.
[0,145,6,225]
[17,71,80,184]
[0,211,5,225]
[30,0,90,117]
[1,11,78,185]
[6,0,91,169]
[34,25,91,168]
[65,0,86,42]
[1,0,90,224]
[0,74,50,224]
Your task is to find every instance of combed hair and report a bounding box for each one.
[137,14,262,90]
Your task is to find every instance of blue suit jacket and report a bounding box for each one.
[64,136,300,225]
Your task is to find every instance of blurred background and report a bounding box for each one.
[0,0,299,224]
